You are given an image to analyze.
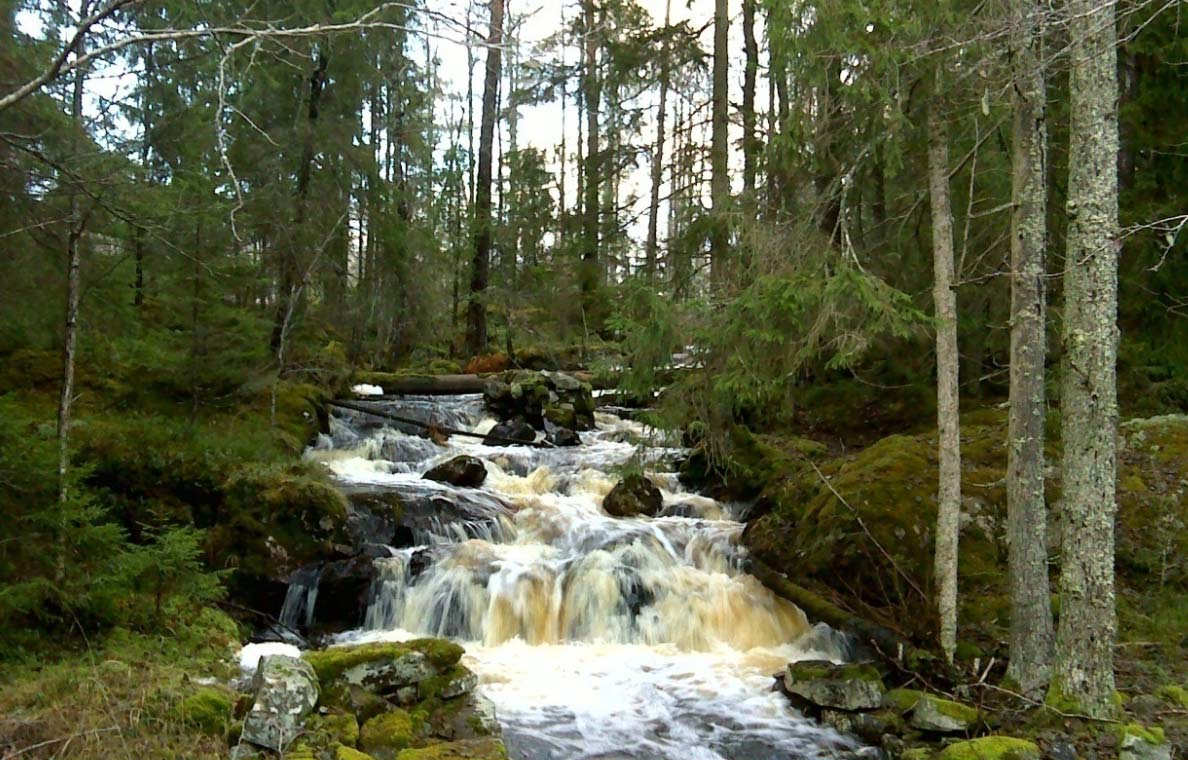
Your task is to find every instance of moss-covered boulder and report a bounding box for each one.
[483,370,595,431]
[935,737,1040,760]
[784,660,885,711]
[336,746,377,760]
[393,738,508,760]
[909,695,981,734]
[744,411,1188,648]
[603,473,663,518]
[305,640,465,692]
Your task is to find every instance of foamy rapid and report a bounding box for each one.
[306,394,855,759]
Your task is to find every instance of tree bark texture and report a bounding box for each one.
[1005,0,1054,696]
[1053,0,1120,718]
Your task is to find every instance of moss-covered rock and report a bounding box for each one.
[602,473,663,518]
[336,746,377,760]
[1156,684,1188,709]
[305,640,465,691]
[417,666,479,702]
[784,660,885,711]
[394,738,508,760]
[909,695,981,733]
[175,685,234,736]
[935,736,1040,760]
[360,709,421,759]
[1118,722,1170,760]
[883,688,928,713]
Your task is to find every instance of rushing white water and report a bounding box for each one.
[307,394,855,759]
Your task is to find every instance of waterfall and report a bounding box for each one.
[279,564,322,630]
[304,393,854,759]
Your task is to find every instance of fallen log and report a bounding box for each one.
[350,368,690,396]
[329,399,553,448]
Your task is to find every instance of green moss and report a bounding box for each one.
[1157,684,1188,709]
[286,743,319,760]
[308,711,362,748]
[928,695,980,724]
[175,686,234,735]
[360,709,419,755]
[336,746,378,760]
[787,661,883,684]
[394,738,509,760]
[416,665,475,701]
[884,688,927,713]
[901,749,935,760]
[305,640,464,690]
[1119,723,1167,745]
[935,736,1040,760]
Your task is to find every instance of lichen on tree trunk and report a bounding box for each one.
[1052,0,1120,719]
[1005,0,1054,696]
[927,82,961,665]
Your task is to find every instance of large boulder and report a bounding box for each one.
[783,660,885,712]
[302,640,502,759]
[424,456,488,488]
[483,370,596,431]
[483,420,537,446]
[603,473,663,518]
[242,654,320,751]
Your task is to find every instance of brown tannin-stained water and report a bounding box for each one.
[305,394,856,759]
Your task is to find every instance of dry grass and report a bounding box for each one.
[0,607,242,759]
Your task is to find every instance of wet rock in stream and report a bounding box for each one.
[423,455,488,488]
[602,472,664,518]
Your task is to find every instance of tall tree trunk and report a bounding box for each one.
[465,0,505,357]
[57,0,91,582]
[134,41,154,309]
[928,85,961,664]
[466,1,477,208]
[272,51,327,352]
[709,0,729,288]
[1052,0,1120,718]
[1006,0,1054,696]
[557,1,567,251]
[579,0,601,328]
[741,0,758,201]
[644,0,673,283]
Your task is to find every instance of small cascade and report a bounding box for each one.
[279,564,322,630]
[303,392,854,759]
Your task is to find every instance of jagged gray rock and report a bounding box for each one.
[241,654,319,751]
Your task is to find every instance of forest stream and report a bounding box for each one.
[290,393,857,759]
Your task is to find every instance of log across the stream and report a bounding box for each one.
[329,399,555,448]
[353,368,690,397]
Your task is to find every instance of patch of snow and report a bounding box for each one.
[237,641,302,673]
[352,383,384,396]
